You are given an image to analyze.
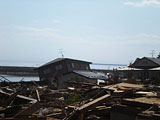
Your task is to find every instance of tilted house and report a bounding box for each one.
[37,58,109,89]
[37,58,91,81]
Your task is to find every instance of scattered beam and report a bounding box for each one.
[14,102,41,118]
[78,94,111,112]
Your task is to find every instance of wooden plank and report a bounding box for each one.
[122,99,152,109]
[64,94,111,120]
[36,89,40,102]
[75,94,111,120]
[78,94,110,112]
[14,102,41,117]
[46,113,62,118]
[0,117,60,120]
[0,90,37,103]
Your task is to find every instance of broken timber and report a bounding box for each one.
[36,89,40,102]
[66,94,111,120]
[0,90,37,104]
[78,94,111,112]
[14,102,41,118]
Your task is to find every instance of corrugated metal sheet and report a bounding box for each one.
[73,70,108,79]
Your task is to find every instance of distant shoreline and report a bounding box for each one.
[0,66,38,76]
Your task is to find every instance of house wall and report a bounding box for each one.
[38,60,68,81]
[149,71,160,84]
[66,59,90,72]
[119,70,160,85]
[118,71,142,79]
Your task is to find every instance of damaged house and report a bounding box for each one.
[118,55,160,84]
[37,58,108,89]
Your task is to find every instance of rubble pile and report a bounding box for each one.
[0,81,160,120]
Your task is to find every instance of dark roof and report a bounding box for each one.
[146,57,160,65]
[131,57,160,66]
[73,70,108,80]
[39,58,92,68]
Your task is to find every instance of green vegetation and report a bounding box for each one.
[63,93,82,105]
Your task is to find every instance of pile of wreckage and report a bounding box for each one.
[0,81,160,120]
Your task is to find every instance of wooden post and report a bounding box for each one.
[78,112,84,120]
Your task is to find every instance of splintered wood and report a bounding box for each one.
[78,94,111,112]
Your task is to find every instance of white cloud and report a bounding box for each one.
[86,26,96,30]
[15,26,60,32]
[14,25,90,44]
[136,33,160,39]
[14,25,65,41]
[53,19,62,24]
[124,0,160,7]
[9,26,160,46]
[120,33,160,45]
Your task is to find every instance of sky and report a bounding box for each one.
[1,0,160,67]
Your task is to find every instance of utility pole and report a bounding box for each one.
[149,50,155,58]
[59,49,64,58]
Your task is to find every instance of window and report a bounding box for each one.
[79,65,82,68]
[55,64,63,70]
[43,68,50,74]
[72,63,74,68]
[86,66,89,70]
